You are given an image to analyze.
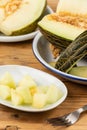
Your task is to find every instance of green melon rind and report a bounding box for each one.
[11,22,37,36]
[55,31,87,73]
[39,26,72,49]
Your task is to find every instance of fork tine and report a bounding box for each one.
[65,121,72,126]
[48,119,71,126]
[46,113,72,126]
[47,117,62,122]
[46,113,68,123]
[47,120,66,126]
[62,119,71,126]
[46,117,67,126]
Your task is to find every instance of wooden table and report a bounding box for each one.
[0,0,87,130]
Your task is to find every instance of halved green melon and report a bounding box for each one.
[0,0,47,36]
[38,0,87,49]
[38,14,85,49]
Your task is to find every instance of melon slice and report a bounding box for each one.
[38,0,87,49]
[0,0,46,35]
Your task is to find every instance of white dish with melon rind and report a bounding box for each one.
[0,65,67,112]
[32,32,87,85]
[0,6,53,42]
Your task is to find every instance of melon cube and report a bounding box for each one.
[32,93,47,109]
[0,72,16,88]
[46,85,63,104]
[0,85,11,99]
[16,86,33,104]
[18,75,37,88]
[11,89,24,106]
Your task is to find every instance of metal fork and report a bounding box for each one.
[46,105,87,126]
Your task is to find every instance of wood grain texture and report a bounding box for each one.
[0,0,87,130]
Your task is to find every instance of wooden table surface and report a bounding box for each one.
[0,0,87,130]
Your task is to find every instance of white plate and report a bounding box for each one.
[0,6,53,42]
[0,65,67,112]
[32,32,87,85]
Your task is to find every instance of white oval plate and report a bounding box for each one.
[32,32,87,85]
[0,6,53,42]
[0,65,67,112]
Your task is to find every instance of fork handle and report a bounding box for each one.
[82,105,87,111]
[78,105,87,113]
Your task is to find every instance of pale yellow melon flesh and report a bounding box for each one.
[69,66,87,78]
[56,0,87,15]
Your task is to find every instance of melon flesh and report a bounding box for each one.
[56,0,87,15]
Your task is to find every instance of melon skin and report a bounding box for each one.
[0,0,47,36]
[39,26,72,49]
[55,30,87,73]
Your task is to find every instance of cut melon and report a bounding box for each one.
[38,0,87,49]
[32,93,47,109]
[0,0,46,35]
[38,14,85,49]
[68,66,87,78]
[0,72,16,89]
[16,86,33,104]
[46,85,63,104]
[0,85,11,100]
[18,75,37,88]
[11,89,24,106]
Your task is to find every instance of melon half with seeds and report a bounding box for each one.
[0,0,46,35]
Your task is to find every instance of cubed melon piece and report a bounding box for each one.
[46,85,63,104]
[0,85,11,99]
[18,75,37,88]
[32,93,47,108]
[11,89,24,106]
[16,86,33,104]
[0,72,16,88]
